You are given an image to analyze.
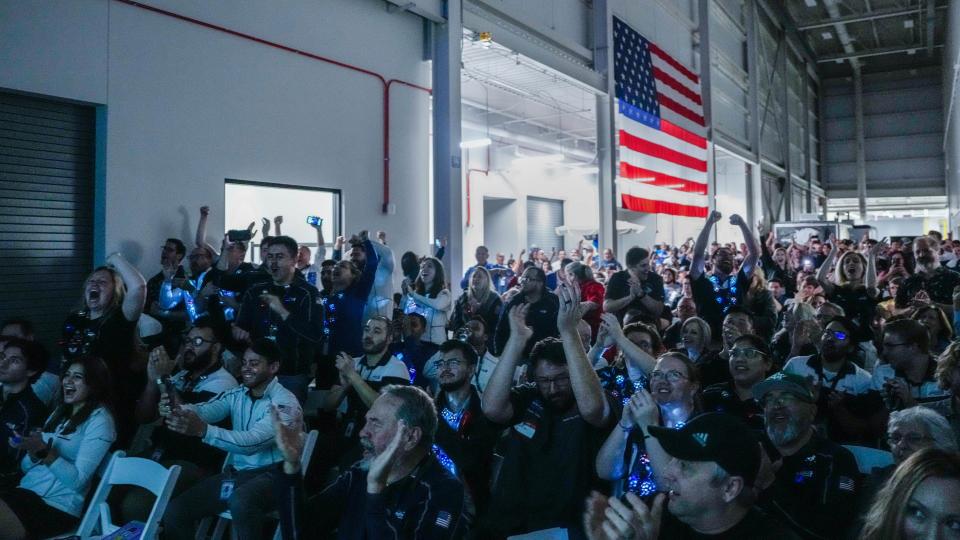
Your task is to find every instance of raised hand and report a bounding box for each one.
[599,313,625,343]
[147,346,176,382]
[200,206,210,217]
[271,405,305,473]
[557,281,582,333]
[707,210,722,225]
[627,388,660,428]
[335,352,357,378]
[729,213,746,227]
[261,218,271,236]
[869,237,889,258]
[367,421,408,494]
[507,303,533,341]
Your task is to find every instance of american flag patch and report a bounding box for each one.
[838,476,856,492]
[435,511,452,529]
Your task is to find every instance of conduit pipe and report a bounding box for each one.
[113,0,432,214]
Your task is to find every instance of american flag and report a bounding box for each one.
[614,17,708,218]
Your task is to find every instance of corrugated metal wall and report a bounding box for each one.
[822,67,944,198]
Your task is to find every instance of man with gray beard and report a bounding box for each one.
[754,372,860,539]
[895,235,960,314]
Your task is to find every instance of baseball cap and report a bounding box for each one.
[751,371,816,404]
[648,413,760,486]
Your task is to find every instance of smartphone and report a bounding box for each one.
[306,216,323,226]
[227,229,252,242]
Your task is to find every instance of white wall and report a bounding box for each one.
[0,0,431,273]
[946,0,960,232]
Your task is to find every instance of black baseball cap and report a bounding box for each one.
[752,371,816,404]
[648,413,760,486]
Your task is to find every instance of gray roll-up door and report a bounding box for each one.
[0,91,95,348]
[526,196,564,252]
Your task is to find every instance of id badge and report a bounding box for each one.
[513,421,537,439]
[219,479,236,501]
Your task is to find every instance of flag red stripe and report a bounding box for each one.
[621,194,708,217]
[657,93,705,126]
[649,43,700,84]
[619,130,707,172]
[652,67,702,106]
[659,119,707,149]
[619,163,708,194]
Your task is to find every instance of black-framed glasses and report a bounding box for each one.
[730,347,766,360]
[649,370,687,383]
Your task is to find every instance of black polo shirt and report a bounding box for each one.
[434,386,503,514]
[484,385,620,536]
[604,270,665,323]
[760,435,860,540]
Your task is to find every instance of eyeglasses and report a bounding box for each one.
[730,348,766,360]
[886,433,932,447]
[185,336,216,347]
[649,370,687,383]
[434,359,463,370]
[535,375,570,387]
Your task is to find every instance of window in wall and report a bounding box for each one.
[224,180,341,264]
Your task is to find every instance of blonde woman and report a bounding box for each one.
[448,266,502,347]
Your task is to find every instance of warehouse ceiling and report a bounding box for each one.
[460,30,599,163]
[783,0,948,78]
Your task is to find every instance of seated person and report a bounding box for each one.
[0,356,116,540]
[275,385,471,538]
[161,339,301,540]
[1,318,60,407]
[0,337,48,491]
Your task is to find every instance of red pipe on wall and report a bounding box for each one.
[113,0,432,214]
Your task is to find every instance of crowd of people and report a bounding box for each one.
[1,206,960,539]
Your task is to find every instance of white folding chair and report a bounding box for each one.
[197,430,319,540]
[75,450,182,540]
[843,444,894,474]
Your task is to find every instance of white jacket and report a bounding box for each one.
[20,407,116,517]
[402,289,452,345]
[188,377,301,471]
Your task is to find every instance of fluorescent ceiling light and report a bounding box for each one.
[821,32,833,40]
[512,153,564,165]
[460,138,492,149]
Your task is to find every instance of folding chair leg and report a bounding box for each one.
[212,517,229,540]
[195,517,213,540]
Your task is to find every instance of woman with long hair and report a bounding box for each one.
[0,356,116,540]
[677,316,711,363]
[861,448,960,540]
[61,254,144,447]
[448,266,502,349]
[402,257,451,345]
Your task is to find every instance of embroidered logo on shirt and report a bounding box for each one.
[693,433,709,447]
[435,511,452,529]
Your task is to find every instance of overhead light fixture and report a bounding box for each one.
[821,31,833,40]
[804,0,817,7]
[907,49,917,55]
[512,153,564,165]
[460,138,492,149]
[904,20,914,29]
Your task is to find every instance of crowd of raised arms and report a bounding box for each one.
[2,206,960,540]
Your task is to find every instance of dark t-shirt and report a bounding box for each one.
[236,278,320,375]
[604,270,665,323]
[659,506,802,539]
[692,349,732,388]
[895,266,960,308]
[484,385,620,536]
[493,293,560,357]
[692,270,751,340]
[0,386,46,485]
[701,381,765,431]
[827,286,877,341]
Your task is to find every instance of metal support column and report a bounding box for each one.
[780,32,793,220]
[594,0,617,254]
[747,0,761,164]
[432,0,464,292]
[853,66,868,218]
